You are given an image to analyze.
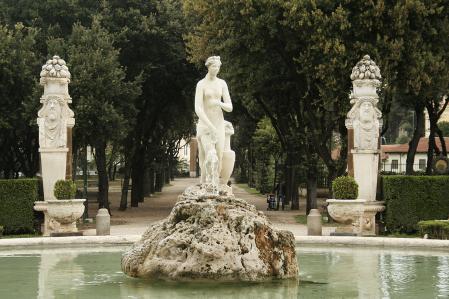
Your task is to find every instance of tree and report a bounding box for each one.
[439,121,449,137]
[183,0,402,210]
[0,23,40,178]
[252,117,281,194]
[99,0,197,207]
[391,0,449,174]
[66,18,141,210]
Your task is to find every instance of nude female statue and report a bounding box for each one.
[195,56,233,185]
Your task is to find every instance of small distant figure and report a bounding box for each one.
[267,194,276,210]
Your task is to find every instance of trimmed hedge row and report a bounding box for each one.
[383,176,449,233]
[0,179,39,234]
[418,220,449,239]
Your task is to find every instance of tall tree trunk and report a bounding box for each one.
[143,168,150,197]
[285,152,299,210]
[94,141,109,210]
[406,106,424,174]
[436,127,447,156]
[149,167,155,194]
[164,162,170,184]
[426,130,436,174]
[273,159,278,192]
[112,164,117,181]
[131,146,145,207]
[119,159,131,211]
[155,166,163,192]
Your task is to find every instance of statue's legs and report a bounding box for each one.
[215,126,225,176]
[197,136,205,183]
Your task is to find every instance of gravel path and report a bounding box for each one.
[82,177,336,236]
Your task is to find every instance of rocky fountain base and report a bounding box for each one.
[121,185,298,281]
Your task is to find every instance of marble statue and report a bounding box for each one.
[195,56,233,192]
[121,57,298,281]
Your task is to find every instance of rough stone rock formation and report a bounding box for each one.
[121,185,299,281]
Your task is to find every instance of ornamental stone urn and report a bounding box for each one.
[327,199,366,236]
[46,199,85,233]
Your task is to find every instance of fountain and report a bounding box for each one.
[121,56,298,281]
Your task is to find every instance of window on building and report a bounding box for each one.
[419,159,426,170]
[391,160,398,171]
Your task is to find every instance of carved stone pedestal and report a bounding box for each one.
[40,148,68,200]
[327,199,366,236]
[362,201,385,236]
[34,201,60,236]
[352,150,379,201]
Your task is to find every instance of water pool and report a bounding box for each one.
[0,245,447,299]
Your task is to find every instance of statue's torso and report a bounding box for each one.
[199,79,225,128]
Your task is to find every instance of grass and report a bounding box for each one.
[235,183,264,196]
[383,232,420,238]
[294,215,344,227]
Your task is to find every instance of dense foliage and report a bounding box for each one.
[53,179,77,199]
[0,0,448,213]
[0,1,197,210]
[418,220,449,239]
[383,176,449,233]
[0,178,38,234]
[332,176,358,200]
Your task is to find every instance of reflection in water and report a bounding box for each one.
[1,246,449,298]
[379,254,417,298]
[437,256,449,298]
[38,251,84,299]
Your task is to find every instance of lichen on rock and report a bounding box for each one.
[121,185,299,281]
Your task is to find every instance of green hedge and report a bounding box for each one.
[418,220,449,239]
[383,176,449,233]
[0,179,38,234]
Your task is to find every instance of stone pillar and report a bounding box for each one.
[189,138,198,177]
[307,209,322,236]
[66,127,73,179]
[347,55,385,235]
[37,55,74,200]
[347,129,354,177]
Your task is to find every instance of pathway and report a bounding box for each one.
[82,177,336,236]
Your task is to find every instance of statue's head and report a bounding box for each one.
[359,100,374,123]
[205,56,221,76]
[47,98,61,121]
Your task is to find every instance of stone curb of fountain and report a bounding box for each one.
[1,235,449,250]
[0,235,140,248]
[295,236,449,250]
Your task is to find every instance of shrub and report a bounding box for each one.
[383,176,449,233]
[332,176,358,199]
[417,220,449,239]
[0,226,3,237]
[0,179,39,234]
[54,180,77,199]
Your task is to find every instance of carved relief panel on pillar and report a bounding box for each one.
[346,55,383,151]
[37,55,75,149]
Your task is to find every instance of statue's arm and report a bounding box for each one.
[195,81,216,131]
[220,80,233,112]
